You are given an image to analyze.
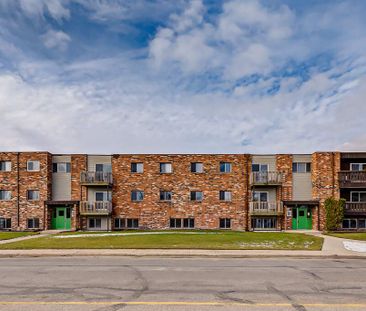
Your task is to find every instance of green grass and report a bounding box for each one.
[0,232,38,241]
[0,231,323,250]
[326,232,366,241]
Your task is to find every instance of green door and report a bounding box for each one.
[51,207,71,230]
[292,206,312,230]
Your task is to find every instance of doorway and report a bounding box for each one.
[292,206,312,230]
[51,207,71,230]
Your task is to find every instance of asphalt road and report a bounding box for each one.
[0,256,365,311]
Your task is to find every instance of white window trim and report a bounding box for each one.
[160,163,172,173]
[190,191,203,201]
[252,163,269,172]
[0,161,11,172]
[220,190,232,201]
[350,163,366,171]
[350,191,366,202]
[27,190,40,201]
[253,191,269,202]
[0,190,11,201]
[293,162,311,173]
[27,160,40,172]
[131,162,144,173]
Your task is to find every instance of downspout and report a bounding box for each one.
[16,152,20,229]
[246,155,251,231]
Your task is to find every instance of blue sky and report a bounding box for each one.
[0,0,366,153]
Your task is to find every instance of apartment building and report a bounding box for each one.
[0,151,364,231]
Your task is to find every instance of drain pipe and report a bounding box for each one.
[16,152,20,228]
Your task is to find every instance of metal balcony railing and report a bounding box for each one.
[249,201,283,215]
[79,201,112,215]
[339,171,366,188]
[80,171,113,185]
[250,171,283,185]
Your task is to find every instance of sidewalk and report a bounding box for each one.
[0,230,365,258]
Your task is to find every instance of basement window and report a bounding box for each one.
[27,218,39,229]
[89,218,102,229]
[219,218,231,229]
[0,218,11,229]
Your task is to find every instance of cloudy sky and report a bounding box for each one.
[0,0,365,154]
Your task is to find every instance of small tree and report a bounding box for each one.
[325,197,345,231]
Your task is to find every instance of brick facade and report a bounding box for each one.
[112,154,250,230]
[0,150,352,231]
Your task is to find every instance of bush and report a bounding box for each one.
[325,197,345,231]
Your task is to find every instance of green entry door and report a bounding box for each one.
[51,207,71,230]
[292,206,312,230]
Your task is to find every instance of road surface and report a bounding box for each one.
[0,256,365,310]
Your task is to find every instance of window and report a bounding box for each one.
[252,164,268,172]
[0,218,11,229]
[252,218,277,229]
[253,191,268,202]
[52,162,71,173]
[292,162,311,173]
[170,218,182,228]
[220,218,231,229]
[89,218,102,229]
[350,192,366,202]
[27,190,39,201]
[127,218,139,228]
[358,219,366,229]
[219,191,232,201]
[131,162,143,173]
[160,163,172,173]
[350,163,366,171]
[27,218,39,229]
[191,162,203,173]
[114,218,125,229]
[342,219,357,229]
[27,160,40,171]
[170,218,194,228]
[95,164,112,172]
[220,162,232,173]
[287,208,292,217]
[131,190,144,201]
[183,218,194,228]
[0,190,11,201]
[95,191,111,202]
[160,191,172,201]
[0,161,11,172]
[190,191,203,201]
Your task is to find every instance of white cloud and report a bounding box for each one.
[41,29,71,51]
[18,0,70,22]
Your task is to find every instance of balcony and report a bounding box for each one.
[250,171,283,186]
[339,171,366,188]
[249,201,283,216]
[80,171,113,186]
[79,201,112,215]
[344,202,366,215]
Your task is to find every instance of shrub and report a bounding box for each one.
[325,197,345,231]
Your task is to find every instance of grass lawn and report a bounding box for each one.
[0,232,38,241]
[326,232,366,241]
[0,231,323,250]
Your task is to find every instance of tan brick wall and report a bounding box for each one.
[112,154,250,230]
[312,152,340,230]
[71,155,87,230]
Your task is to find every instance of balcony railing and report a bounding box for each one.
[79,201,112,215]
[339,171,366,188]
[249,201,283,215]
[344,202,366,214]
[80,171,113,185]
[250,171,283,185]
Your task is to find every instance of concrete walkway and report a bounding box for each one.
[0,230,64,245]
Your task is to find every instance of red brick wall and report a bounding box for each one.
[71,155,87,230]
[112,154,250,230]
[312,152,340,230]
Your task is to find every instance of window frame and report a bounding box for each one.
[27,218,40,229]
[252,191,269,202]
[191,162,203,173]
[27,160,40,172]
[350,163,366,171]
[131,162,144,173]
[0,190,11,201]
[350,191,366,202]
[190,191,203,202]
[114,218,126,229]
[292,162,311,173]
[27,190,40,201]
[131,190,144,202]
[219,162,232,173]
[0,161,11,172]
[127,218,139,228]
[0,218,11,229]
[160,190,172,201]
[219,218,231,229]
[251,164,268,172]
[219,190,232,202]
[52,162,71,173]
[159,162,172,174]
[88,217,102,229]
